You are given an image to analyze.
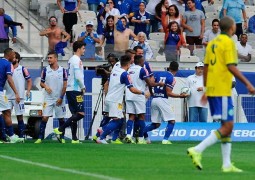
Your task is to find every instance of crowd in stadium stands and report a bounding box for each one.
[1,0,255,62]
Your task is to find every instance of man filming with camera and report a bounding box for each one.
[78,20,100,61]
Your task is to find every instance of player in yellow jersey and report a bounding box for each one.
[187,16,255,172]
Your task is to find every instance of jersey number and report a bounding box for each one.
[210,44,217,65]
[157,77,166,90]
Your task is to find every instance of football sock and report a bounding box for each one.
[112,120,123,141]
[133,119,139,137]
[5,125,14,137]
[59,113,84,132]
[221,142,232,168]
[100,116,111,127]
[71,121,78,140]
[138,120,145,137]
[38,121,47,139]
[100,119,120,139]
[18,120,25,138]
[163,122,175,140]
[97,116,111,137]
[126,120,133,135]
[195,130,219,153]
[0,115,7,141]
[58,118,65,139]
[143,123,157,137]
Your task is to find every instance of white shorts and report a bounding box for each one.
[151,98,175,123]
[0,91,9,112]
[43,100,66,118]
[8,99,25,115]
[104,100,124,118]
[126,100,146,114]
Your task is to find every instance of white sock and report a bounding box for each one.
[126,134,131,138]
[221,143,231,168]
[195,131,218,153]
[138,137,144,141]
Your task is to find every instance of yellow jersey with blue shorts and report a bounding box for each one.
[204,33,237,97]
[204,33,237,121]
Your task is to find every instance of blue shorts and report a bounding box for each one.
[66,91,84,114]
[207,97,234,121]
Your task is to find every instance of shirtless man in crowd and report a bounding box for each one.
[39,16,70,53]
[114,16,137,57]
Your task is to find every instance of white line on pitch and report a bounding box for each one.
[0,155,123,180]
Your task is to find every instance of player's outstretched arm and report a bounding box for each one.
[228,65,255,94]
[166,86,188,98]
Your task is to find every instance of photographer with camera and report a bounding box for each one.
[78,21,100,61]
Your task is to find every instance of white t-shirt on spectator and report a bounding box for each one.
[186,74,207,108]
[236,41,252,56]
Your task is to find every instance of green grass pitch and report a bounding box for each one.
[0,141,255,180]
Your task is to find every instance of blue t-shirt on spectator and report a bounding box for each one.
[130,0,142,13]
[79,31,99,59]
[4,14,17,38]
[114,0,132,15]
[64,0,78,11]
[133,11,150,35]
[103,28,114,44]
[97,6,105,35]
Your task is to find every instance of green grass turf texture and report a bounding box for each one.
[0,141,255,180]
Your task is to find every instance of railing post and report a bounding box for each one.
[14,0,17,21]
[28,10,30,46]
[1,0,4,8]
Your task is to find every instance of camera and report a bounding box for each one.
[87,33,91,36]
[96,63,112,85]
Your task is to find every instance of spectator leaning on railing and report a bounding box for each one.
[0,8,23,53]
[2,8,18,45]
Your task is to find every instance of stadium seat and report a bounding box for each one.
[248,41,255,48]
[180,55,199,62]
[129,40,133,47]
[77,11,98,28]
[46,3,59,20]
[193,48,205,61]
[149,32,165,41]
[202,0,216,13]
[180,47,191,56]
[213,0,223,5]
[156,55,166,61]
[205,12,219,19]
[38,0,54,17]
[247,33,255,42]
[30,0,39,10]
[54,10,65,28]
[205,18,214,27]
[80,3,89,10]
[78,10,97,20]
[147,39,162,57]
[250,49,255,61]
[129,25,135,31]
[245,5,255,13]
[72,24,86,41]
